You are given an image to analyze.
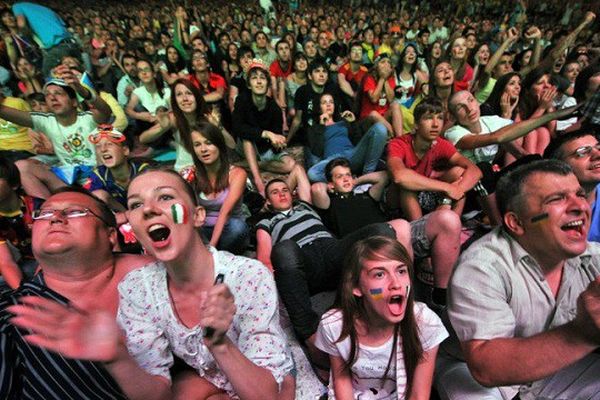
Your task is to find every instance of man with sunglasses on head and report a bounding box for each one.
[545,128,600,243]
[0,187,161,399]
[0,64,111,199]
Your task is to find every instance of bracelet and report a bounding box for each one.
[439,197,453,206]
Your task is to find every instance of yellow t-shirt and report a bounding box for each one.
[0,97,33,152]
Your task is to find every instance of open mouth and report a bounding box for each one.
[102,154,113,161]
[148,224,171,242]
[561,220,584,235]
[388,294,405,316]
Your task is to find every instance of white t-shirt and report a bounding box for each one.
[132,86,171,114]
[444,115,512,164]
[31,111,97,166]
[315,302,448,400]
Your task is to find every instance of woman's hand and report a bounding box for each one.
[500,92,518,118]
[538,87,557,111]
[200,284,236,348]
[341,110,356,122]
[8,296,121,362]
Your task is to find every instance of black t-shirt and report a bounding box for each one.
[317,190,387,238]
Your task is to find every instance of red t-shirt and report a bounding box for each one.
[387,134,457,178]
[453,63,474,93]
[188,72,227,94]
[338,63,368,87]
[360,74,396,119]
[269,60,293,79]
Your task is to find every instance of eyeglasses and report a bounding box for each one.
[568,143,600,159]
[32,207,111,226]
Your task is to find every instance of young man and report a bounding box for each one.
[232,59,309,199]
[269,40,293,109]
[83,125,149,212]
[0,65,111,199]
[438,160,600,400]
[337,41,368,98]
[445,90,578,224]
[312,157,462,308]
[544,129,600,242]
[116,53,139,108]
[387,97,482,221]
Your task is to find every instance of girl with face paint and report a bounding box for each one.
[314,236,448,399]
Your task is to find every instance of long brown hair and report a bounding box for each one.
[336,236,423,396]
[171,78,210,153]
[187,121,231,195]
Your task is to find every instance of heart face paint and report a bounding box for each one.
[369,288,384,300]
[171,203,188,224]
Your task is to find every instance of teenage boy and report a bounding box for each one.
[83,125,149,212]
[387,97,482,222]
[232,59,310,200]
[116,53,139,108]
[269,40,293,109]
[313,157,463,308]
[337,41,368,98]
[0,65,111,199]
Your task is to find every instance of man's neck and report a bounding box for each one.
[109,161,132,186]
[586,185,597,205]
[464,119,482,134]
[413,134,433,155]
[278,60,290,70]
[56,111,78,126]
[310,82,325,93]
[252,93,267,110]
[349,61,361,71]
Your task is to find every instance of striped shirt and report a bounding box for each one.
[256,201,333,247]
[0,274,127,400]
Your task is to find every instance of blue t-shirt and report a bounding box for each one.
[589,184,600,243]
[12,2,70,49]
[323,122,354,158]
[84,161,148,208]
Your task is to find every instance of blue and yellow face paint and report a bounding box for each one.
[369,288,384,300]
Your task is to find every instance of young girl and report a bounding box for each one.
[446,37,473,93]
[315,236,448,399]
[158,45,188,85]
[187,121,249,254]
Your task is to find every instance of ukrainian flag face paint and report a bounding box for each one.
[369,288,384,300]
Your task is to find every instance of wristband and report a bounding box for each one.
[439,197,453,206]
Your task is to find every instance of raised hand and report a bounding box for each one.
[199,284,236,348]
[8,296,121,362]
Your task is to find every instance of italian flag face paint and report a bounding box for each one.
[171,203,188,224]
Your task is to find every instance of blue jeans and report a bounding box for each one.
[201,217,249,254]
[307,122,387,182]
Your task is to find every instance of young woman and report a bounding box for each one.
[446,37,473,93]
[158,45,188,85]
[140,78,235,174]
[14,56,43,96]
[125,59,171,129]
[424,41,443,76]
[480,72,521,119]
[315,236,448,399]
[429,60,455,128]
[284,52,308,114]
[307,93,388,182]
[186,121,249,254]
[395,44,427,109]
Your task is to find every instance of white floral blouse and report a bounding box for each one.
[116,247,293,398]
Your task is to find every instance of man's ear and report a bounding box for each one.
[108,227,118,250]
[327,182,335,193]
[504,211,524,236]
[193,205,206,228]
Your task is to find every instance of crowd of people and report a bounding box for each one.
[0,0,599,399]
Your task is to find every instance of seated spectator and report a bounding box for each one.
[232,59,310,199]
[228,45,254,110]
[185,121,249,254]
[125,58,171,136]
[156,45,188,86]
[284,51,308,115]
[337,41,368,99]
[395,44,427,109]
[387,97,481,221]
[0,157,39,289]
[140,78,234,175]
[116,53,140,108]
[544,129,600,242]
[315,236,448,399]
[256,178,402,379]
[84,125,149,212]
[446,37,473,93]
[306,93,387,182]
[359,54,403,137]
[480,72,521,119]
[313,157,463,308]
[13,56,43,96]
[270,39,293,110]
[0,90,34,163]
[444,90,577,223]
[438,159,600,400]
[0,66,111,199]
[3,187,154,399]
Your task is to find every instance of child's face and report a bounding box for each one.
[95,139,129,168]
[415,111,444,141]
[353,257,411,323]
[328,165,354,194]
[29,100,48,113]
